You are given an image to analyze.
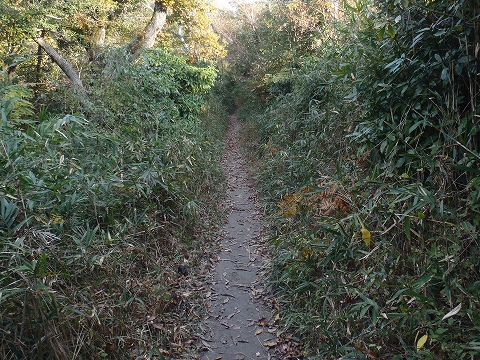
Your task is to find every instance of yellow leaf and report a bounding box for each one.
[361,228,371,246]
[34,215,49,225]
[282,203,297,217]
[277,192,302,217]
[416,334,428,351]
[50,213,63,225]
[302,247,314,258]
[358,217,371,246]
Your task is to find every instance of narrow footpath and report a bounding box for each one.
[198,115,278,360]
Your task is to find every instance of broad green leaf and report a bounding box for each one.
[386,24,396,38]
[378,25,386,39]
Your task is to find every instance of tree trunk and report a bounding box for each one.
[34,39,43,99]
[130,0,167,60]
[34,35,85,91]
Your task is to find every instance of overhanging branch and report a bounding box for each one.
[34,35,85,91]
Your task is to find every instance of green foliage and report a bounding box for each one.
[0,49,224,358]
[219,0,327,97]
[349,0,479,193]
[1,0,224,99]
[226,0,480,358]
[159,0,226,61]
[1,75,34,123]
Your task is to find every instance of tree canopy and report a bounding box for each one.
[1,0,224,93]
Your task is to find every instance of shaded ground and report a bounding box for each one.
[197,115,279,360]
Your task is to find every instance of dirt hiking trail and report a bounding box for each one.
[198,115,279,360]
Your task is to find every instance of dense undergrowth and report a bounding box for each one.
[225,0,480,358]
[1,49,226,359]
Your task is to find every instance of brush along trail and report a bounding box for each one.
[197,115,298,360]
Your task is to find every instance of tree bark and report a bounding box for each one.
[130,0,167,60]
[34,35,85,91]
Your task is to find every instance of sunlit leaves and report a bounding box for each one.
[2,0,120,43]
[0,81,34,123]
[159,0,226,61]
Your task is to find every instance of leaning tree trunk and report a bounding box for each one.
[34,35,85,91]
[129,0,167,60]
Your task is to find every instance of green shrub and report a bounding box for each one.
[0,48,225,358]
[228,0,479,358]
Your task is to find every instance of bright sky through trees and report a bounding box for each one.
[214,0,233,10]
[214,0,259,10]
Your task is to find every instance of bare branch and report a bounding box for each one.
[34,35,85,91]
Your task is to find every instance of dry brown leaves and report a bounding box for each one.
[277,184,351,219]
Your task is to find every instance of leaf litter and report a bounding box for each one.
[197,114,303,360]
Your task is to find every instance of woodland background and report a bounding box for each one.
[1,0,479,359]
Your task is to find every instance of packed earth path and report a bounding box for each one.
[197,115,280,360]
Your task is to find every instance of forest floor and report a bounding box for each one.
[196,115,302,360]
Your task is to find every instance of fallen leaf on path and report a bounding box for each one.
[255,328,263,335]
[252,288,263,297]
[228,310,240,319]
[220,293,235,297]
[258,317,269,326]
[263,341,278,347]
[201,340,212,349]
